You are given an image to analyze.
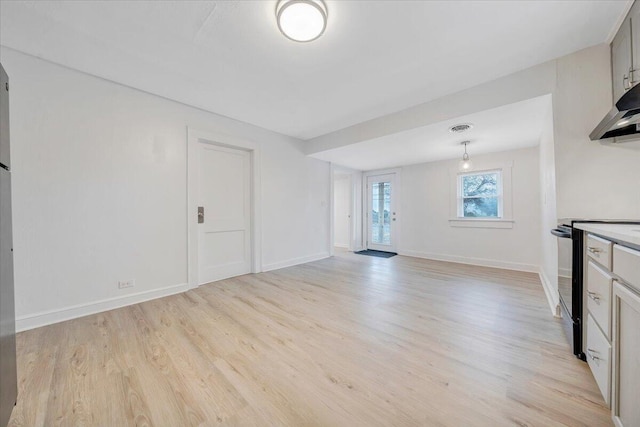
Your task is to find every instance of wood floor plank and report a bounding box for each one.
[9,252,612,426]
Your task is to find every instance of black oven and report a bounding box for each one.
[551,223,584,360]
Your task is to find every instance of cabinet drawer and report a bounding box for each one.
[587,261,612,339]
[613,244,640,290]
[587,234,613,270]
[586,314,611,406]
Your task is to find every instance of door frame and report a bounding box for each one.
[187,128,262,289]
[330,165,363,255]
[331,170,354,253]
[363,168,401,253]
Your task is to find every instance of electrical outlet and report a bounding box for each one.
[118,279,135,289]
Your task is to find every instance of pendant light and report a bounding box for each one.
[276,0,327,42]
[459,141,473,171]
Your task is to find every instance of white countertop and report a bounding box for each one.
[574,223,640,246]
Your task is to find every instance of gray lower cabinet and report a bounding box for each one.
[585,234,613,406]
[612,282,640,427]
[0,63,16,427]
[611,244,640,427]
[586,314,612,405]
[584,236,640,426]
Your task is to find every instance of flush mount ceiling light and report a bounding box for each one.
[449,123,474,134]
[459,141,473,171]
[276,0,327,42]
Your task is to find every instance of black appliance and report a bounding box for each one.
[551,223,584,360]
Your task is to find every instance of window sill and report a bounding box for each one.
[448,218,514,229]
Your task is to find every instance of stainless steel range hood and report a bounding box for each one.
[590,83,640,142]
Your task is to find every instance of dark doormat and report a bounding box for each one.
[355,250,397,258]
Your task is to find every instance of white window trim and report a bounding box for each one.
[449,161,514,229]
[456,169,503,218]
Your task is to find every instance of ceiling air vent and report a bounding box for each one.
[449,123,473,133]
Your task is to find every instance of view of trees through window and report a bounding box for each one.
[460,171,500,217]
[371,182,391,244]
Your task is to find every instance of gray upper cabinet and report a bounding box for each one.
[631,3,640,90]
[612,2,640,103]
[612,17,632,102]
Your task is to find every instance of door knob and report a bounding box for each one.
[198,206,204,224]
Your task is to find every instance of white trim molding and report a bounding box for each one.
[539,268,561,317]
[399,250,538,273]
[262,252,330,272]
[329,163,335,256]
[331,168,355,253]
[187,127,263,289]
[16,282,189,332]
[448,218,514,229]
[332,164,363,252]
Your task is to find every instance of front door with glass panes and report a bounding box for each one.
[367,174,397,252]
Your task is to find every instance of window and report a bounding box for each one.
[457,170,502,218]
[449,162,513,228]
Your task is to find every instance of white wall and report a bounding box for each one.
[399,147,541,272]
[1,47,330,330]
[538,101,560,313]
[333,174,351,248]
[260,140,331,271]
[553,45,640,219]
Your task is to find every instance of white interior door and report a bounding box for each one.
[367,173,397,252]
[198,143,251,285]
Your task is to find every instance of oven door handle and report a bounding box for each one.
[551,228,571,238]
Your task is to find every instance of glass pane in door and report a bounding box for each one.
[371,181,391,245]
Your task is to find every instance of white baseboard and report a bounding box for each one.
[559,269,571,279]
[16,282,189,332]
[262,252,330,272]
[538,269,561,317]
[334,243,348,249]
[398,250,539,273]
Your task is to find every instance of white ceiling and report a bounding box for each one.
[0,1,628,140]
[311,95,552,171]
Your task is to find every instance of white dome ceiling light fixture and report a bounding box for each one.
[276,0,328,42]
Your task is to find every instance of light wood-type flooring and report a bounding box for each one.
[9,251,611,426]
